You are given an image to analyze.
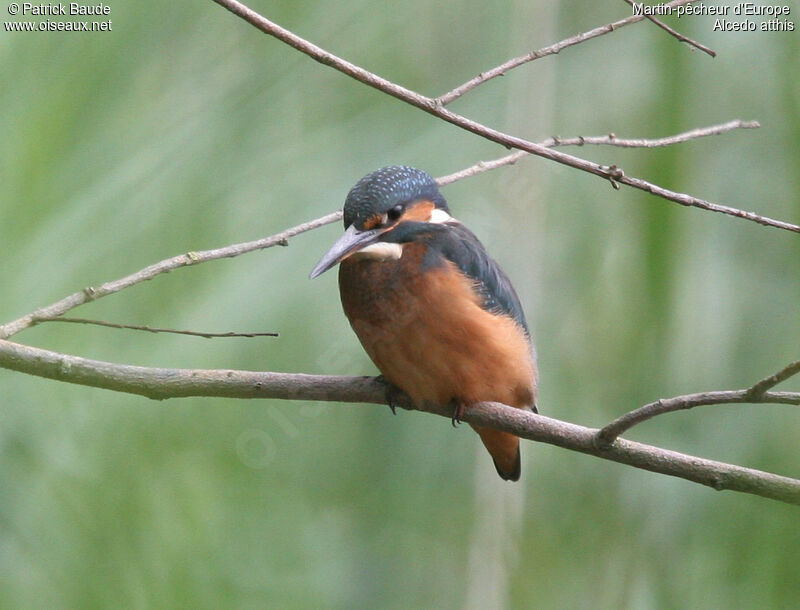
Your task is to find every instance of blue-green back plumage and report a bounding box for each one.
[383,221,530,335]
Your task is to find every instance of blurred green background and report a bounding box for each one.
[1,1,798,608]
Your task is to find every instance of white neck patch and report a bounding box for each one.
[348,208,455,264]
[351,241,403,262]
[429,208,454,224]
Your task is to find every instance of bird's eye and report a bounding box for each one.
[387,204,404,222]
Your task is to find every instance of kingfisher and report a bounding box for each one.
[310,166,537,481]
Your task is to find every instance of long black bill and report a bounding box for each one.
[309,225,383,279]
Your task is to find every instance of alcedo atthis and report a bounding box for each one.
[310,166,537,481]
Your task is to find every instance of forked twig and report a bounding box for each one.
[3,114,766,343]
[438,120,760,184]
[596,361,800,446]
[0,3,797,509]
[210,0,799,234]
[437,0,702,105]
[746,360,800,399]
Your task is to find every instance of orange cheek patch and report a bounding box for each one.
[402,200,435,222]
[362,213,385,230]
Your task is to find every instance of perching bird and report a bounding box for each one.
[310,166,537,481]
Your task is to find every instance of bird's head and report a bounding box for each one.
[309,166,451,278]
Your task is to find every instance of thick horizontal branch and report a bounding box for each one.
[0,337,798,505]
[2,2,795,517]
[210,0,799,234]
[598,360,800,444]
[464,401,800,506]
[437,0,700,105]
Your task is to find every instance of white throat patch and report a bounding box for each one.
[352,241,404,262]
[348,208,455,264]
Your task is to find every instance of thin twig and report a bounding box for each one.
[0,337,798,505]
[0,156,547,341]
[543,120,760,148]
[437,152,529,185]
[38,317,279,338]
[596,361,800,446]
[0,113,768,343]
[210,0,800,234]
[437,0,700,105]
[0,211,342,340]
[746,360,800,399]
[0,156,521,341]
[623,0,716,58]
[437,120,760,184]
[0,2,795,511]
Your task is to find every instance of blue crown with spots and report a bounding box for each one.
[343,166,449,228]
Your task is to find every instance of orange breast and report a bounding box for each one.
[339,242,536,479]
[338,242,537,410]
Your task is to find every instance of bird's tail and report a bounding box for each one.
[471,425,521,481]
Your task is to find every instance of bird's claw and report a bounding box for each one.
[451,401,466,427]
[377,375,405,415]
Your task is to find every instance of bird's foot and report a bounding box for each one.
[377,375,406,415]
[450,401,466,427]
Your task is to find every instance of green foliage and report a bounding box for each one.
[1,2,798,608]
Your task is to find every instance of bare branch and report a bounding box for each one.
[437,0,700,105]
[544,120,760,148]
[747,360,800,398]
[38,317,279,338]
[0,156,523,342]
[0,337,798,505]
[0,113,763,343]
[437,120,760,184]
[617,174,797,231]
[596,362,800,446]
[622,0,717,58]
[437,152,529,185]
[0,211,342,340]
[1,2,795,513]
[0,157,541,343]
[210,0,799,234]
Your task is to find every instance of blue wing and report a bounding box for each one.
[385,221,530,335]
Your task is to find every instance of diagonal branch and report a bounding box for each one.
[436,152,530,186]
[437,0,701,105]
[596,360,800,446]
[2,2,796,511]
[0,337,798,505]
[209,0,799,234]
[1,156,539,341]
[0,159,518,341]
[622,0,716,57]
[5,114,762,343]
[0,211,342,340]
